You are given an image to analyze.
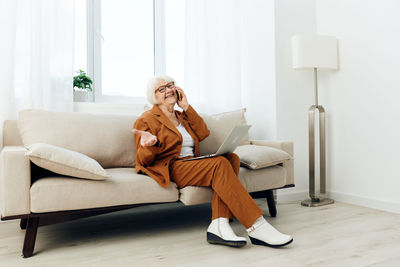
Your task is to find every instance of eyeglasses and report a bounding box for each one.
[155,82,175,93]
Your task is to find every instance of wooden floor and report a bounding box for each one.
[1,200,400,266]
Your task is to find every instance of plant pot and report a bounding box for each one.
[74,89,91,102]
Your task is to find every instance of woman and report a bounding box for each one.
[132,75,293,248]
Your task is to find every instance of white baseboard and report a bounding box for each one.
[276,190,400,214]
[328,191,400,214]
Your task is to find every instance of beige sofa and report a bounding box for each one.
[0,108,294,258]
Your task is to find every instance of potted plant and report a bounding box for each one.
[73,70,93,102]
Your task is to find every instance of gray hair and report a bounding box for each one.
[146,75,175,105]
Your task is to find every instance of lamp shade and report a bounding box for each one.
[292,35,338,70]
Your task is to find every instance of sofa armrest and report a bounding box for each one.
[1,146,31,218]
[249,140,294,186]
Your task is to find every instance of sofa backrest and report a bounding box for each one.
[18,109,138,168]
[4,107,249,168]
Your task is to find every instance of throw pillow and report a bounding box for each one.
[25,143,110,180]
[200,108,250,155]
[234,145,292,170]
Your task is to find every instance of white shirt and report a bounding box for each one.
[176,123,195,157]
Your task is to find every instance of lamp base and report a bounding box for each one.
[301,197,334,207]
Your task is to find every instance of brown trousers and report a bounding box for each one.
[170,152,263,228]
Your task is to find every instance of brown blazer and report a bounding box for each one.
[133,104,210,188]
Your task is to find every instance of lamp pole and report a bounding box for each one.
[314,68,318,106]
[301,68,334,207]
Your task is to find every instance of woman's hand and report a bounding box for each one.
[132,129,158,147]
[174,86,189,111]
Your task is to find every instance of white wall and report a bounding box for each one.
[274,0,317,201]
[316,0,400,213]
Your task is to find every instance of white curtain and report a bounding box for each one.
[184,0,243,114]
[0,0,75,148]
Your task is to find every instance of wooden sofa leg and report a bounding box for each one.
[20,218,28,230]
[266,190,277,217]
[23,217,39,258]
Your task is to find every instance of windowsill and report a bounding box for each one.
[73,102,148,115]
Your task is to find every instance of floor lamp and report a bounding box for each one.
[292,34,338,207]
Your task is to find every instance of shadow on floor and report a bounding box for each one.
[36,202,214,252]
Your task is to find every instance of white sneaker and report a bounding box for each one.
[247,216,293,247]
[207,218,247,247]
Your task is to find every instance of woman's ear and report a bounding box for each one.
[153,94,160,105]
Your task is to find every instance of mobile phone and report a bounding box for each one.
[176,90,182,101]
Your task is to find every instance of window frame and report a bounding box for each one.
[86,0,166,103]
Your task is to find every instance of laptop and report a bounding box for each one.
[182,124,251,161]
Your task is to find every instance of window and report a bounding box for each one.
[99,0,153,99]
[74,0,186,103]
[74,0,87,74]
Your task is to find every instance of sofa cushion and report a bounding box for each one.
[179,166,286,205]
[200,108,250,155]
[18,109,138,168]
[30,168,179,213]
[26,143,110,180]
[234,145,292,170]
